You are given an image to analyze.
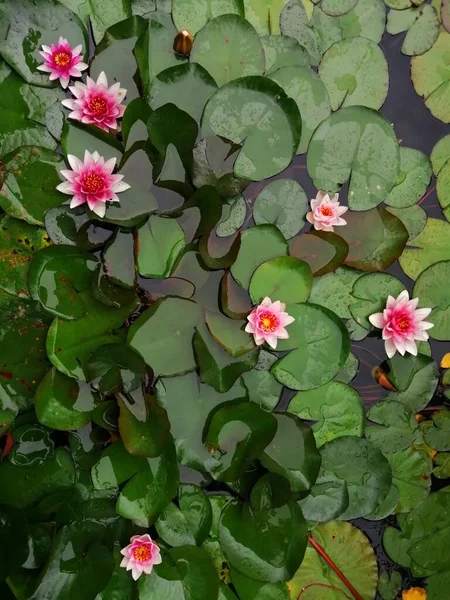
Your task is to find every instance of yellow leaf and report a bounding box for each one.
[372,367,398,392]
[441,353,450,368]
[402,587,428,600]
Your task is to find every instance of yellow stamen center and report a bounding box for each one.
[259,312,278,332]
[89,96,107,114]
[320,206,333,216]
[83,173,104,194]
[54,51,71,66]
[133,544,151,562]
[397,317,410,331]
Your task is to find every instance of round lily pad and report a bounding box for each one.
[190,15,265,87]
[319,37,389,111]
[385,147,432,208]
[307,107,400,211]
[350,272,405,330]
[216,196,247,238]
[399,218,450,280]
[172,0,244,35]
[386,204,428,240]
[261,35,310,75]
[387,4,439,56]
[289,231,349,277]
[249,256,312,305]
[202,76,301,181]
[413,260,450,340]
[321,0,357,15]
[253,179,309,239]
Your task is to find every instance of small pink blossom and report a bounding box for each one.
[56,150,130,218]
[369,290,434,359]
[120,534,162,581]
[61,72,127,132]
[245,297,295,350]
[37,37,87,89]
[306,191,348,232]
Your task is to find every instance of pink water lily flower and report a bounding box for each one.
[306,191,348,232]
[56,150,130,218]
[245,297,295,350]
[37,37,87,88]
[61,71,127,132]
[369,290,434,358]
[120,534,162,581]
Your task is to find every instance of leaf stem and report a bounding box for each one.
[306,536,364,600]
[418,185,436,205]
[297,582,352,599]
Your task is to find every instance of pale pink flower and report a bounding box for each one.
[56,150,130,218]
[120,534,162,581]
[369,290,434,359]
[37,37,87,89]
[245,297,295,350]
[61,72,127,132]
[306,191,348,232]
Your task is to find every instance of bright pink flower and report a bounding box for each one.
[61,72,127,132]
[369,290,434,358]
[120,534,162,581]
[37,37,87,89]
[245,297,295,350]
[56,150,130,218]
[306,191,348,232]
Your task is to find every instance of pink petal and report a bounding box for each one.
[385,338,397,358]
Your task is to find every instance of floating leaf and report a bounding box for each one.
[128,297,203,377]
[386,204,428,240]
[298,478,349,522]
[241,368,283,411]
[411,30,450,123]
[378,569,402,600]
[28,245,98,319]
[309,265,361,319]
[400,218,450,280]
[137,215,185,278]
[385,147,432,208]
[288,381,365,447]
[280,1,324,65]
[253,179,309,238]
[149,63,217,123]
[249,256,312,305]
[61,121,123,164]
[121,98,152,150]
[260,413,321,491]
[262,35,310,75]
[366,400,420,453]
[88,343,146,394]
[202,77,301,181]
[350,272,405,329]
[339,0,387,43]
[288,521,378,600]
[269,65,331,153]
[35,368,98,431]
[272,303,350,390]
[156,373,248,472]
[387,5,440,56]
[319,436,392,519]
[308,107,399,210]
[422,411,450,451]
[173,0,244,35]
[216,196,247,237]
[413,260,450,340]
[321,0,357,15]
[319,37,389,111]
[290,231,349,277]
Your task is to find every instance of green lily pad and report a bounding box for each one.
[202,77,301,181]
[92,439,179,527]
[61,121,123,164]
[134,13,187,96]
[205,311,254,358]
[156,373,248,472]
[190,15,264,87]
[366,400,420,453]
[204,400,277,482]
[0,147,65,226]
[272,303,350,390]
[149,63,218,123]
[8,424,54,467]
[243,0,292,35]
[231,225,288,288]
[385,147,432,208]
[279,1,323,66]
[90,16,147,102]
[387,5,440,56]
[88,343,146,394]
[0,62,58,156]
[350,272,405,330]
[422,410,450,451]
[173,0,244,35]
[216,195,247,237]
[28,245,98,319]
[102,228,136,290]
[128,297,203,377]
[436,158,450,220]
[0,505,29,582]
[298,478,349,523]
[219,499,307,583]
[399,218,450,280]
[0,0,87,86]
[431,133,450,175]
[386,204,428,240]
[121,98,152,150]
[288,521,378,600]
[309,265,361,319]
[319,436,392,519]
[47,291,136,380]
[288,381,365,447]
[321,0,357,15]
[262,35,310,75]
[339,0,386,44]
[139,545,219,600]
[241,368,283,411]
[308,107,400,211]
[249,256,312,304]
[260,413,321,492]
[269,66,331,153]
[253,179,309,238]
[290,231,349,277]
[338,207,408,271]
[319,37,389,111]
[137,215,185,278]
[0,215,51,298]
[413,260,450,340]
[378,570,402,600]
[35,368,98,431]
[411,30,450,123]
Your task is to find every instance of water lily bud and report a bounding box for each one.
[174,30,193,55]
